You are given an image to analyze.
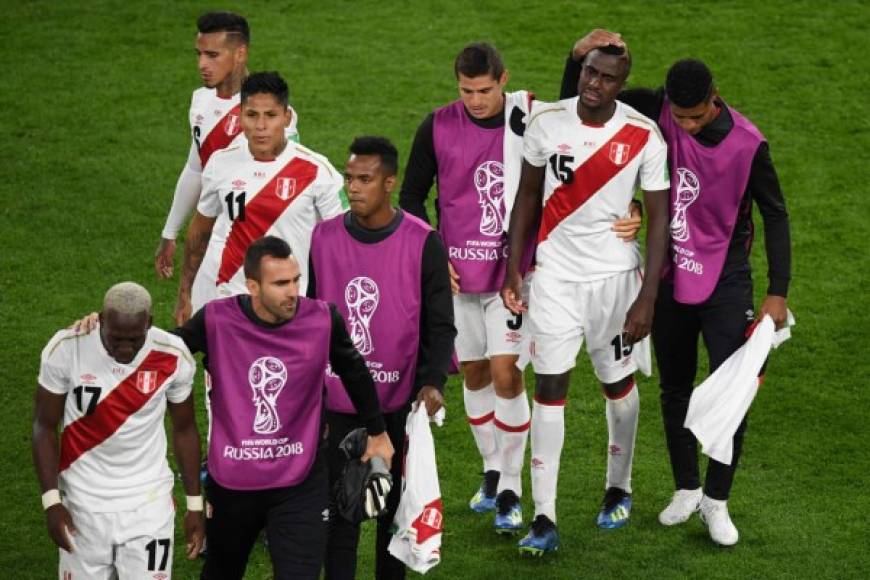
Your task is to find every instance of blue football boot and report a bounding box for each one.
[596,487,632,529]
[518,515,559,556]
[469,470,499,513]
[494,490,523,534]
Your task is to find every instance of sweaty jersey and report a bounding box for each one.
[524,98,669,282]
[189,87,300,171]
[194,141,346,308]
[38,327,195,512]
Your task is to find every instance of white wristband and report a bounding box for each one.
[42,489,61,510]
[186,495,203,511]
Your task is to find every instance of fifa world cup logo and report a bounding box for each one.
[670,167,701,242]
[345,276,380,356]
[475,161,506,237]
[248,356,287,435]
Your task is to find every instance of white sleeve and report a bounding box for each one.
[165,346,195,404]
[196,162,223,218]
[522,116,548,167]
[38,332,72,395]
[161,142,204,239]
[314,167,347,220]
[639,129,670,191]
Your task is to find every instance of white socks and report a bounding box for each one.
[530,397,565,522]
[604,380,639,493]
[464,382,499,472]
[494,392,530,496]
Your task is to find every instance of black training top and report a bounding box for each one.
[561,56,791,297]
[307,209,456,394]
[175,295,386,435]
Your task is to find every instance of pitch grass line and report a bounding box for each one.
[1,0,867,578]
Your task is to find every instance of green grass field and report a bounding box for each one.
[2,0,868,578]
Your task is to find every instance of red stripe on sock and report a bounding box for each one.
[467,411,495,425]
[494,418,531,432]
[533,395,566,406]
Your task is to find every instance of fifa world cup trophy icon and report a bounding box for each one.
[248,356,288,434]
[345,276,380,356]
[475,160,506,236]
[670,167,701,242]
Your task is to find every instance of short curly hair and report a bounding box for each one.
[665,59,714,108]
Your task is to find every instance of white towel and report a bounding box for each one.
[684,311,795,464]
[388,404,443,574]
[502,90,535,230]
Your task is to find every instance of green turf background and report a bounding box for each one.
[1,0,868,578]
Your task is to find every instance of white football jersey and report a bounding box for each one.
[524,98,669,282]
[193,140,346,309]
[189,87,300,171]
[38,327,195,512]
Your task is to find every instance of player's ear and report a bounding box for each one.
[500,69,509,87]
[235,43,248,66]
[384,174,396,194]
[146,314,153,329]
[284,108,293,128]
[245,277,259,296]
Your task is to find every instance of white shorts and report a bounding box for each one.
[528,268,649,382]
[454,287,527,362]
[59,495,175,580]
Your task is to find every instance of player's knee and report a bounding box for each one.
[602,375,634,399]
[489,359,523,397]
[535,373,569,402]
[461,360,491,389]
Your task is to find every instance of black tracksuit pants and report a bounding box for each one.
[324,407,409,580]
[652,279,755,500]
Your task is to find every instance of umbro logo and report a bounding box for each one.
[80,373,98,384]
[232,179,246,189]
[557,143,572,154]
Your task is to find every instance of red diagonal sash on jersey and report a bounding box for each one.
[217,157,319,284]
[537,124,650,243]
[59,351,178,472]
[199,104,242,167]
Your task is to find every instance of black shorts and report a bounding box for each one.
[201,451,329,580]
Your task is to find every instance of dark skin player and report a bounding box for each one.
[32,308,205,558]
[500,47,669,402]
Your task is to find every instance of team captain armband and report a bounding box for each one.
[42,489,61,510]
[186,495,203,511]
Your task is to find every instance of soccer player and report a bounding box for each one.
[400,43,642,533]
[154,11,300,279]
[174,71,344,325]
[33,282,204,578]
[501,43,670,554]
[310,136,455,580]
[561,30,791,546]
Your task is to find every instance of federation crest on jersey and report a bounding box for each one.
[224,114,240,136]
[275,177,297,201]
[609,142,631,166]
[136,370,159,394]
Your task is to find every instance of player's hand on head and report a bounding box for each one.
[183,509,205,559]
[174,293,193,327]
[155,238,177,279]
[69,312,99,334]
[417,386,444,417]
[572,29,624,61]
[362,431,395,469]
[623,295,655,344]
[758,295,788,329]
[500,270,526,315]
[447,262,461,295]
[45,504,76,553]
